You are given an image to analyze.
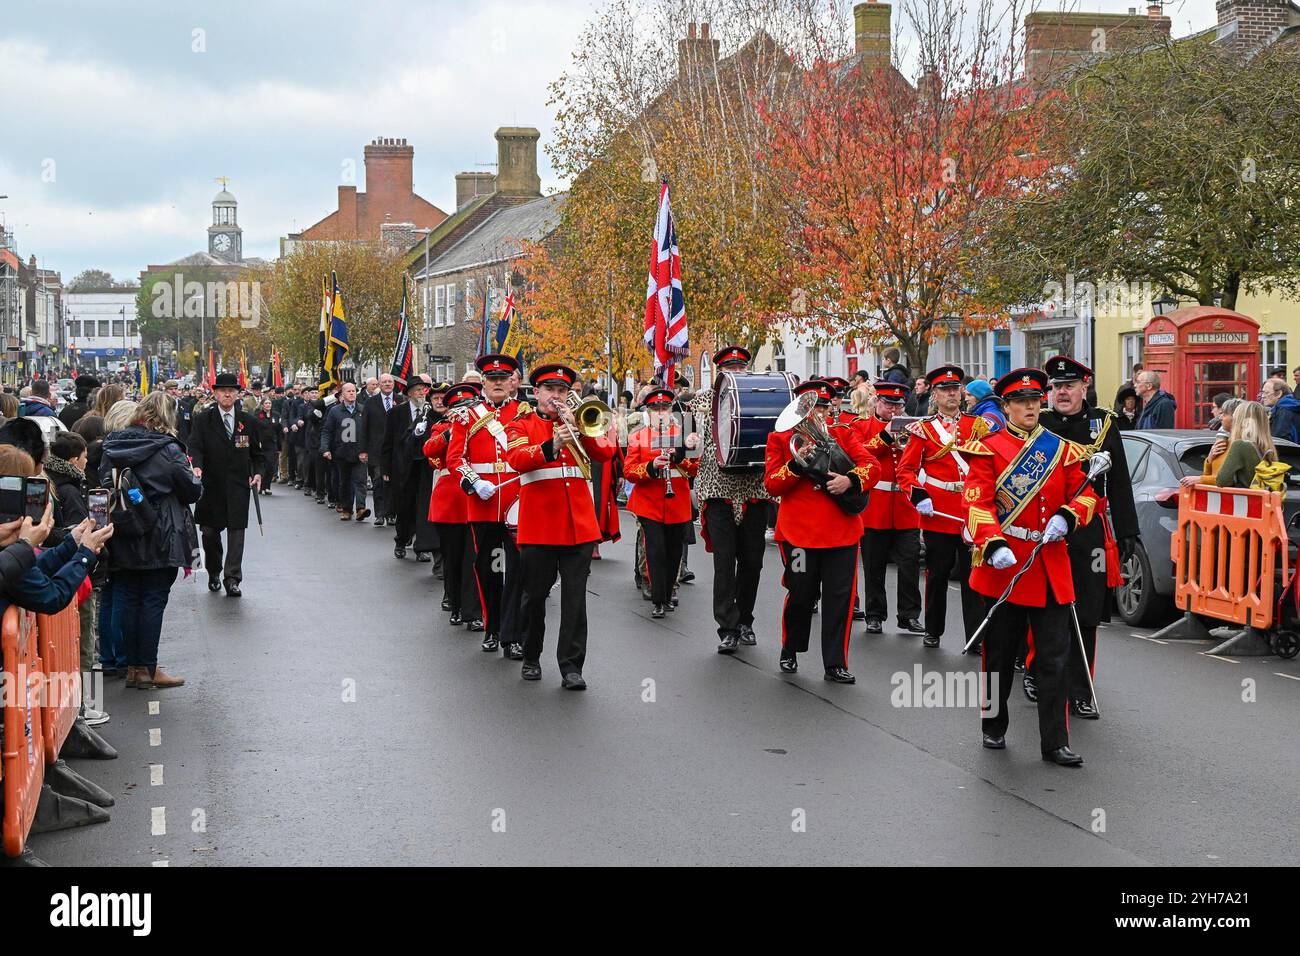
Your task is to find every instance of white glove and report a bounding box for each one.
[1042,514,1069,542]
[414,421,428,436]
[1087,450,1112,480]
[473,479,496,500]
[989,547,1017,570]
[915,497,934,517]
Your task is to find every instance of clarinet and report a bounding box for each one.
[660,417,676,499]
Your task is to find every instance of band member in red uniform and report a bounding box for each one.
[823,377,855,426]
[624,388,700,618]
[425,382,483,630]
[896,364,991,649]
[688,346,776,654]
[852,380,924,635]
[447,354,526,658]
[961,368,1103,766]
[765,380,877,682]
[505,363,617,690]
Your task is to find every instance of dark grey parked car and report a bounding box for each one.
[1116,429,1300,626]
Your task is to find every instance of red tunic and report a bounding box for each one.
[423,424,467,524]
[625,425,699,524]
[962,424,1100,607]
[896,413,989,535]
[504,409,618,546]
[446,399,524,524]
[851,415,920,531]
[763,423,877,548]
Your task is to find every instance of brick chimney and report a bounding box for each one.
[337,185,358,232]
[494,127,542,198]
[364,137,414,201]
[1024,9,1171,85]
[854,2,891,62]
[455,171,497,209]
[1215,0,1294,49]
[379,221,418,251]
[678,21,720,83]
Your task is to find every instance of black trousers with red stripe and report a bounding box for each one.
[638,517,687,607]
[435,522,481,618]
[779,542,857,670]
[922,530,985,641]
[470,521,520,641]
[981,595,1071,754]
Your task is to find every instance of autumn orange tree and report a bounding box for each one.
[532,0,846,379]
[760,0,1053,370]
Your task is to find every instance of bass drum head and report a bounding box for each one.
[714,374,738,467]
[506,498,520,530]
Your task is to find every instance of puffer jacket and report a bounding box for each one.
[99,427,203,571]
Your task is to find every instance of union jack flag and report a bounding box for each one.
[643,179,688,385]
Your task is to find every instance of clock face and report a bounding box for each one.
[213,233,232,253]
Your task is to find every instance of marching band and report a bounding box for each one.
[379,344,1131,765]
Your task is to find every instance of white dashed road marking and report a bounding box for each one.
[151,860,169,867]
[151,806,166,836]
[1275,672,1300,682]
[149,728,162,746]
[1131,633,1168,644]
[150,764,164,786]
[148,700,160,715]
[1199,652,1240,664]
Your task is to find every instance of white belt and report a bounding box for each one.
[1003,526,1043,542]
[471,461,515,475]
[436,469,450,477]
[925,478,964,492]
[873,481,898,491]
[519,466,588,486]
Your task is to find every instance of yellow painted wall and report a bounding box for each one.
[1092,288,1300,408]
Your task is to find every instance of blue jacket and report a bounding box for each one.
[0,533,97,621]
[1270,394,1300,444]
[18,399,56,417]
[1136,390,1176,429]
[970,396,1006,433]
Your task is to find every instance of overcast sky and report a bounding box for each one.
[1,0,1219,284]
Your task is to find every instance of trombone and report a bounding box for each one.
[560,391,613,479]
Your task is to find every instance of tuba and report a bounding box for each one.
[774,393,868,515]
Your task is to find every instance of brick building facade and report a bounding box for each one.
[285,138,448,248]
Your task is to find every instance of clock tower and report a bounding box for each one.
[207,178,243,262]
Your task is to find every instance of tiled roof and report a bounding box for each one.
[416,194,566,278]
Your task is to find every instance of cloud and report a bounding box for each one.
[0,0,594,280]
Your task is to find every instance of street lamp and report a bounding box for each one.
[1152,295,1178,317]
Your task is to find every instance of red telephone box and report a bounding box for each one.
[1141,307,1259,429]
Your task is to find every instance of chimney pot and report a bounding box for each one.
[701,22,709,39]
[1147,2,1161,16]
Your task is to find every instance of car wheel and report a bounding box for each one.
[1117,542,1172,627]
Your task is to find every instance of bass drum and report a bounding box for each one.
[713,371,796,470]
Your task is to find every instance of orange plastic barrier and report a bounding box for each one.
[36,604,82,765]
[2,607,45,858]
[1171,484,1289,629]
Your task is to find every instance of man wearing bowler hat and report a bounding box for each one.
[189,371,266,596]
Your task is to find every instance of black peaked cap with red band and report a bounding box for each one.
[874,380,910,404]
[996,368,1049,400]
[529,363,577,389]
[926,364,965,388]
[794,379,834,406]
[641,388,676,409]
[476,353,521,377]
[444,382,483,408]
[823,376,850,396]
[712,345,751,367]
